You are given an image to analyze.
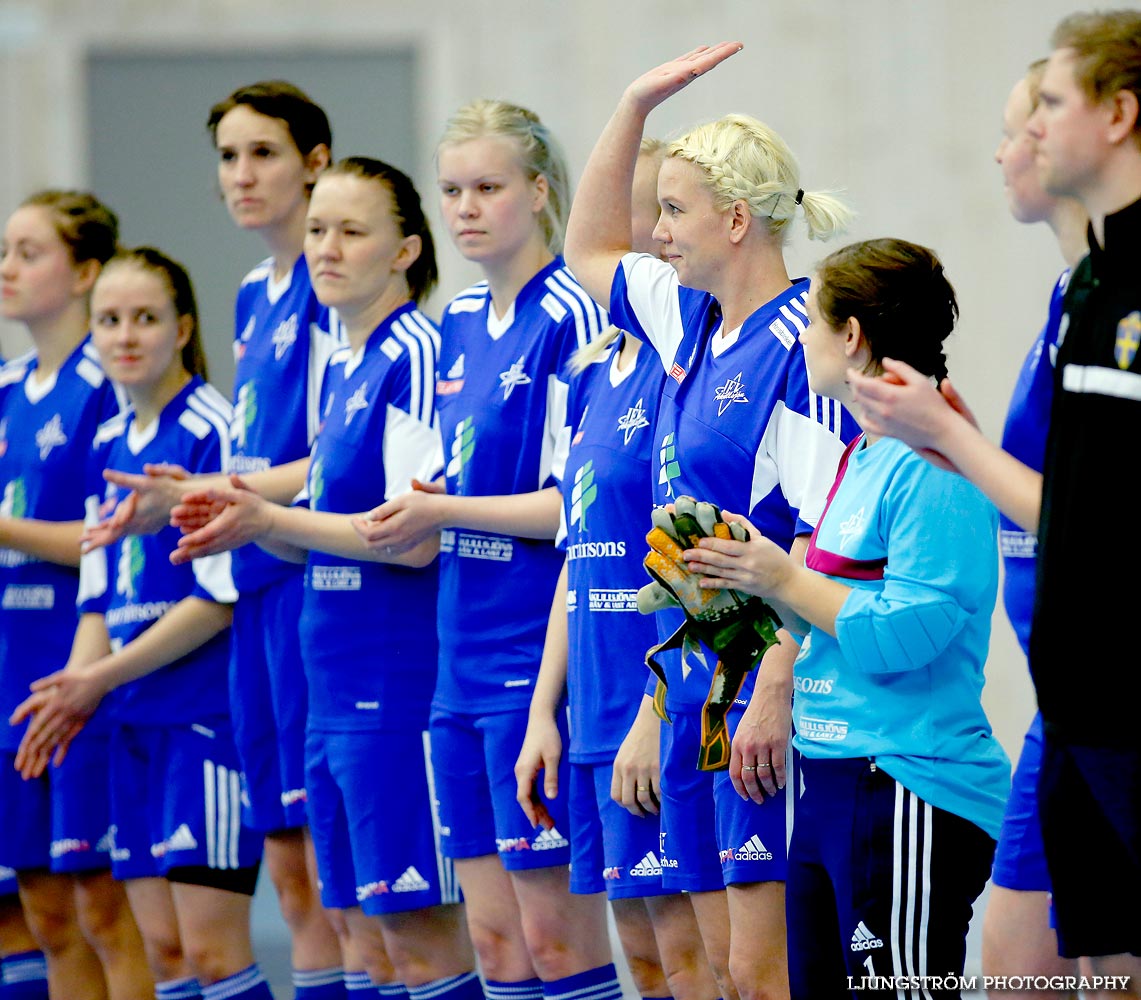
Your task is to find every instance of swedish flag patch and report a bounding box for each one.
[1115,311,1141,370]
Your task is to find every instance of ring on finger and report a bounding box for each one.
[757,762,772,769]
[741,764,757,772]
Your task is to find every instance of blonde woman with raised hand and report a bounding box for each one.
[564,44,857,1000]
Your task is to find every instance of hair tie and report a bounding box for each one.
[794,188,804,206]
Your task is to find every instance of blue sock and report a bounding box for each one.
[294,967,347,999]
[0,951,49,1000]
[156,977,204,1000]
[375,982,411,999]
[201,964,274,1000]
[542,965,623,1000]
[345,972,376,994]
[407,972,484,1000]
[485,979,543,1000]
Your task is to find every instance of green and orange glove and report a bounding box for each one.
[637,496,783,772]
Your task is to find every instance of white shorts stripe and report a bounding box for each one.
[204,759,217,870]
[229,765,242,870]
[217,763,230,869]
[422,729,459,904]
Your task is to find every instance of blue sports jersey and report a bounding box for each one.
[608,254,858,711]
[0,338,123,750]
[80,378,236,725]
[299,303,443,732]
[432,258,607,713]
[998,271,1067,655]
[559,335,665,762]
[794,435,1010,839]
[229,254,343,593]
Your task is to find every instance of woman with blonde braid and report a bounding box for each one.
[564,44,857,1000]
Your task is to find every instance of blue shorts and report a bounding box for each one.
[568,760,671,900]
[0,730,114,875]
[787,755,995,996]
[430,706,571,870]
[991,712,1051,892]
[108,722,263,881]
[658,710,721,892]
[230,575,310,833]
[306,728,460,916]
[658,705,791,891]
[1038,734,1141,960]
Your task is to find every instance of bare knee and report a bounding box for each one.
[727,953,787,1000]
[264,834,318,929]
[138,923,187,983]
[73,875,133,946]
[17,880,83,956]
[624,953,668,997]
[466,914,533,982]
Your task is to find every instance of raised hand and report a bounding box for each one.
[624,42,744,115]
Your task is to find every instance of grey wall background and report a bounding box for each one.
[86,48,416,392]
[1,0,1129,777]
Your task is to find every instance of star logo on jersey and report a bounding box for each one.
[498,355,532,400]
[836,506,867,552]
[1115,311,1141,370]
[308,458,325,509]
[713,372,749,416]
[446,417,476,486]
[116,537,145,603]
[616,397,651,445]
[233,382,258,450]
[570,460,597,529]
[344,383,369,426]
[35,414,67,460]
[1,478,27,520]
[658,433,681,498]
[272,314,299,361]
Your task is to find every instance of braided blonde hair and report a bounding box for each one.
[669,114,852,242]
[436,98,570,256]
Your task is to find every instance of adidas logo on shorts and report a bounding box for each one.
[532,827,569,851]
[850,921,884,952]
[720,834,773,863]
[151,823,198,858]
[630,852,663,876]
[392,867,431,893]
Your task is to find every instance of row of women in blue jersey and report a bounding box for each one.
[0,190,153,999]
[89,95,640,1000]
[2,46,1033,1000]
